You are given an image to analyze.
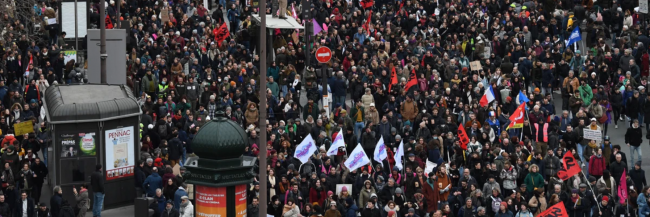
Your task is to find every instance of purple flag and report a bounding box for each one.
[312,19,322,36]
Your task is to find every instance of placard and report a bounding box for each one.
[160,8,170,22]
[641,0,648,14]
[63,51,77,65]
[196,185,227,217]
[61,2,88,39]
[469,61,482,71]
[105,126,135,180]
[60,132,96,157]
[14,120,34,136]
[583,129,602,142]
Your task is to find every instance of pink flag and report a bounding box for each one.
[323,23,328,32]
[619,169,628,204]
[291,5,298,19]
[312,19,322,36]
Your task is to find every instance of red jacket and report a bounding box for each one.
[309,187,327,206]
[588,155,606,176]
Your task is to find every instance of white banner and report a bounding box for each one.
[344,144,371,171]
[294,134,317,163]
[373,136,387,163]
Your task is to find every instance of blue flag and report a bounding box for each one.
[566,27,582,48]
[518,91,530,104]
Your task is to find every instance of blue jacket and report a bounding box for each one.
[174,188,188,210]
[143,173,163,196]
[345,204,358,217]
[155,195,166,214]
[638,193,650,216]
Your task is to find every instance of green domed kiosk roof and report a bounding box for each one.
[192,113,247,160]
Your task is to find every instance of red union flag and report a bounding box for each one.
[538,202,569,217]
[213,23,230,46]
[557,151,581,180]
[457,124,470,150]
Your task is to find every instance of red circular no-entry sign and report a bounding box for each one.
[315,46,332,63]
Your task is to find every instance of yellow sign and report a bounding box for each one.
[14,120,34,136]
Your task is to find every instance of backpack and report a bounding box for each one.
[158,124,168,138]
[491,196,502,212]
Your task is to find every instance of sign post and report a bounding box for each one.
[316,46,332,118]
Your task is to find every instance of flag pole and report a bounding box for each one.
[580,171,601,213]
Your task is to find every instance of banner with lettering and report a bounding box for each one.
[345,144,371,171]
[557,151,581,180]
[538,202,569,217]
[457,124,470,150]
[196,185,227,216]
[105,126,135,181]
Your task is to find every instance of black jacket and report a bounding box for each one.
[135,165,147,188]
[629,168,647,191]
[91,171,105,193]
[168,137,183,161]
[161,208,180,217]
[31,161,48,185]
[625,127,643,147]
[0,201,10,217]
[15,197,35,217]
[50,193,62,217]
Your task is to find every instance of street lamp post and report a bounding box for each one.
[257,2,268,217]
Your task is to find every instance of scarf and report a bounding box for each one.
[588,141,599,148]
[571,195,579,203]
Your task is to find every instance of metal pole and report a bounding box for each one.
[100,0,107,84]
[257,4,268,217]
[321,63,328,117]
[74,0,78,50]
[116,0,120,29]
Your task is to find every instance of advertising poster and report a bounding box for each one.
[105,127,135,181]
[61,132,97,157]
[196,185,227,217]
[236,184,247,217]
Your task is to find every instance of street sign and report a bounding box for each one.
[315,46,332,63]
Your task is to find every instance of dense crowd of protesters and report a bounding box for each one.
[5,0,650,215]
[122,0,650,215]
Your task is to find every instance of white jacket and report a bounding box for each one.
[180,201,194,217]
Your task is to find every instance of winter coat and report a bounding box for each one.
[75,189,90,217]
[629,168,647,191]
[588,155,607,176]
[179,201,194,217]
[625,126,643,146]
[596,176,617,196]
[143,173,163,196]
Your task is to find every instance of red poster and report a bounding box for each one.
[236,184,247,217]
[538,202,569,217]
[196,186,227,217]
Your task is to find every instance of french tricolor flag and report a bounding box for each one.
[479,86,495,107]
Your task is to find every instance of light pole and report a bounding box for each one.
[257,3,268,217]
[99,0,107,84]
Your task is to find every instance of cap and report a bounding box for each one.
[166,200,174,205]
[579,183,588,188]
[370,103,375,107]
[604,136,610,141]
[572,189,579,193]
[588,176,597,183]
[181,196,189,200]
[409,208,415,213]
[640,86,646,90]
[330,201,337,206]
[408,153,415,157]
[590,118,597,122]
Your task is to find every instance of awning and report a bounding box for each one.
[251,14,304,29]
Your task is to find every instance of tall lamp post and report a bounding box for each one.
[99,0,107,84]
[257,2,268,217]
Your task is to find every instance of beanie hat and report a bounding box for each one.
[603,196,609,202]
[342,186,348,192]
[328,191,333,196]
[387,210,396,217]
[506,96,512,101]
[501,202,507,208]
[395,187,403,194]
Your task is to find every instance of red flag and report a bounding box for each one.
[360,0,374,8]
[537,202,569,217]
[398,1,405,14]
[507,103,526,129]
[389,67,398,93]
[105,15,113,29]
[404,68,418,92]
[457,124,469,150]
[363,10,372,34]
[557,151,581,180]
[619,169,628,204]
[213,23,230,46]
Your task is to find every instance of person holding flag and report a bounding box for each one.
[394,141,405,171]
[480,86,496,107]
[326,129,345,156]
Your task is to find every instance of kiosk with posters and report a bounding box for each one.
[183,111,255,217]
[42,84,141,208]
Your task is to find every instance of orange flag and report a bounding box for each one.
[213,22,230,46]
[537,202,569,217]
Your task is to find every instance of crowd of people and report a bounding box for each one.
[124,0,650,215]
[2,0,650,215]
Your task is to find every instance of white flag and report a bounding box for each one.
[344,144,371,171]
[394,140,405,170]
[326,129,345,156]
[293,134,317,163]
[373,136,388,163]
